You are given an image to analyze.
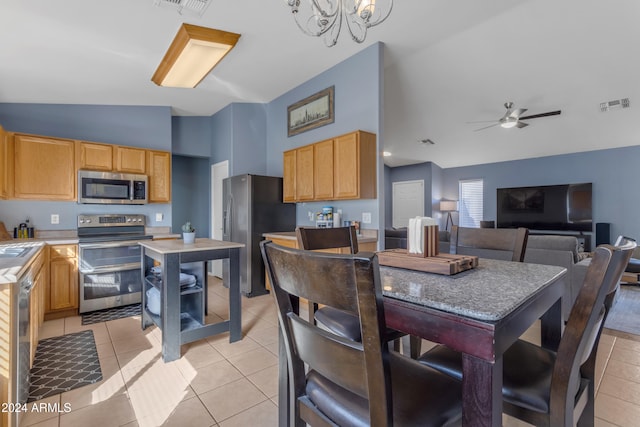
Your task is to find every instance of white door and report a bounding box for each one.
[392,180,424,228]
[211,160,229,277]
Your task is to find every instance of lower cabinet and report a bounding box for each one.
[47,245,78,315]
[30,253,46,367]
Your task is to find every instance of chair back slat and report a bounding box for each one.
[261,240,391,425]
[549,238,636,425]
[297,226,359,254]
[450,225,529,261]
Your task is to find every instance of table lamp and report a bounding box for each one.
[440,200,459,231]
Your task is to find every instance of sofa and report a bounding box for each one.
[523,235,589,321]
[385,229,588,321]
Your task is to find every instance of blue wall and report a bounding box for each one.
[264,43,384,230]
[0,103,173,231]
[172,155,210,237]
[172,116,211,157]
[439,145,640,244]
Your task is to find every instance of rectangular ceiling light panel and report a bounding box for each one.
[152,24,240,88]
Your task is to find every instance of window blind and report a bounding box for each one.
[459,179,484,228]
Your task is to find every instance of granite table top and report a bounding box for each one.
[381,258,566,322]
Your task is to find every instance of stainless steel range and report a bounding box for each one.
[77,214,152,313]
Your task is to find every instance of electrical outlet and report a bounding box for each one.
[155,213,164,222]
[51,214,60,224]
[308,211,314,221]
[362,212,372,224]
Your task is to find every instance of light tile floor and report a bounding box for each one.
[20,278,640,427]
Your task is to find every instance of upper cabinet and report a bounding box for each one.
[147,150,171,203]
[0,125,172,203]
[114,146,146,174]
[282,130,377,202]
[14,134,76,201]
[333,131,376,200]
[0,125,12,199]
[283,150,296,203]
[77,141,113,171]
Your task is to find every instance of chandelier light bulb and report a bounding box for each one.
[286,0,393,47]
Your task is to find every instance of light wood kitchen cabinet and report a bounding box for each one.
[29,249,46,367]
[114,146,146,174]
[47,244,78,313]
[147,150,171,203]
[314,139,334,200]
[77,141,113,171]
[295,145,315,201]
[282,130,377,202]
[0,282,12,427]
[0,125,10,199]
[333,130,377,200]
[14,134,76,200]
[283,150,296,202]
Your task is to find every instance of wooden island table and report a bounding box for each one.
[139,238,244,362]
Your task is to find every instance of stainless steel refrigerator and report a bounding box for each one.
[223,174,296,296]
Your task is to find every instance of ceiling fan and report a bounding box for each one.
[469,102,561,131]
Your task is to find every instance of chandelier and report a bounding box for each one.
[286,0,393,47]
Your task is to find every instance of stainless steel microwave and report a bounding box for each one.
[78,170,148,204]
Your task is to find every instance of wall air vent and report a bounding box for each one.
[154,0,211,17]
[600,98,630,112]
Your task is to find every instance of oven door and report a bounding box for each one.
[78,240,143,313]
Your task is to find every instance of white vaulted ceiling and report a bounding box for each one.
[1,1,639,168]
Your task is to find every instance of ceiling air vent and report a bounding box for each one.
[154,0,211,17]
[600,98,630,112]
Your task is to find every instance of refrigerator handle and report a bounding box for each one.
[224,195,232,237]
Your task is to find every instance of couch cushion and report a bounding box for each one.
[526,235,580,263]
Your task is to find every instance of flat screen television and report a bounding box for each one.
[496,183,592,232]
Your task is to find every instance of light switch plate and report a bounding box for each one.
[155,213,164,222]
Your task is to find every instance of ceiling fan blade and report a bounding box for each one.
[518,110,561,120]
[474,123,500,131]
[516,121,529,128]
[510,108,527,118]
[466,120,499,124]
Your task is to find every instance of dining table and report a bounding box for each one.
[277,257,567,427]
[381,258,567,427]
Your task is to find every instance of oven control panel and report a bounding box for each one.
[78,214,146,227]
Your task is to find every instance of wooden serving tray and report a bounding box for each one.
[377,249,479,275]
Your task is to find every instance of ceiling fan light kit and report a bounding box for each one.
[471,101,561,131]
[286,0,393,47]
[152,23,240,88]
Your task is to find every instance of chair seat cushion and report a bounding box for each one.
[418,340,580,414]
[626,257,640,273]
[315,306,406,342]
[306,352,462,427]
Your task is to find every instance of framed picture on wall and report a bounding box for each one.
[287,86,335,137]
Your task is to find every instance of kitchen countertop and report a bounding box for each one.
[0,241,46,284]
[262,230,378,244]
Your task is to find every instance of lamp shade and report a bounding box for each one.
[440,200,458,212]
[152,24,240,88]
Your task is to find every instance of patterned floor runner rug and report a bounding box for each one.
[28,330,102,402]
[81,303,141,325]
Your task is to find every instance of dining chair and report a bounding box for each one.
[260,240,463,426]
[417,238,636,427]
[449,225,529,261]
[296,226,413,355]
